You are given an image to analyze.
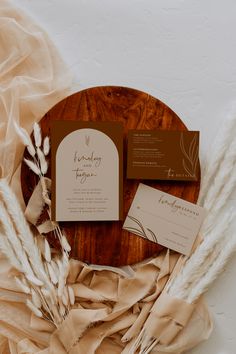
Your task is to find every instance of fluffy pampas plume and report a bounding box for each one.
[24,158,41,176]
[167,104,236,302]
[43,136,50,156]
[14,122,35,157]
[33,122,42,148]
[198,102,236,206]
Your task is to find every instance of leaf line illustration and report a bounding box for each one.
[180,133,198,178]
[126,215,158,244]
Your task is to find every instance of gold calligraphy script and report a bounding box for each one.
[158,195,199,216]
[72,151,102,183]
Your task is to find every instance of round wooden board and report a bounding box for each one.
[21,86,200,266]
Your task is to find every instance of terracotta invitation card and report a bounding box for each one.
[127,130,200,181]
[51,121,123,221]
[123,183,206,256]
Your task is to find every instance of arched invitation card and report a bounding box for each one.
[51,121,123,221]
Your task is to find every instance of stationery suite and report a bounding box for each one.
[52,122,204,256]
[124,129,205,255]
[51,121,123,221]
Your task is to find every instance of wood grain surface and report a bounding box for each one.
[21,86,200,266]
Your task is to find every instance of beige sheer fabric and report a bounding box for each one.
[0,1,212,353]
[0,0,72,199]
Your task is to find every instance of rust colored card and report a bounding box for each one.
[51,121,123,221]
[127,130,200,181]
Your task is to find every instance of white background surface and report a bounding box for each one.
[12,1,236,353]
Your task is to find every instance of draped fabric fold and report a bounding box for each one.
[0,1,212,353]
[0,248,212,353]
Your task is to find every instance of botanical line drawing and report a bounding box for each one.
[180,132,198,178]
[125,215,158,243]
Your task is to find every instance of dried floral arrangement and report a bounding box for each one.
[0,123,73,328]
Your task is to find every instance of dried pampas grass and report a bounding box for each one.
[26,299,43,318]
[167,209,236,300]
[0,180,73,326]
[47,262,58,285]
[16,122,48,176]
[0,201,33,277]
[0,180,47,280]
[202,136,236,213]
[166,107,236,303]
[44,238,51,263]
[198,102,236,205]
[15,122,70,255]
[14,122,35,157]
[37,147,48,175]
[0,233,22,271]
[24,158,41,175]
[43,136,50,156]
[188,229,236,302]
[15,277,31,295]
[33,122,42,148]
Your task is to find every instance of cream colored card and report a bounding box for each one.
[51,121,123,221]
[123,183,206,255]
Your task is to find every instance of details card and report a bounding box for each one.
[51,121,123,221]
[127,130,200,181]
[123,183,206,256]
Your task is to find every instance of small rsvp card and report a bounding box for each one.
[51,121,123,221]
[123,183,206,256]
[127,130,200,181]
